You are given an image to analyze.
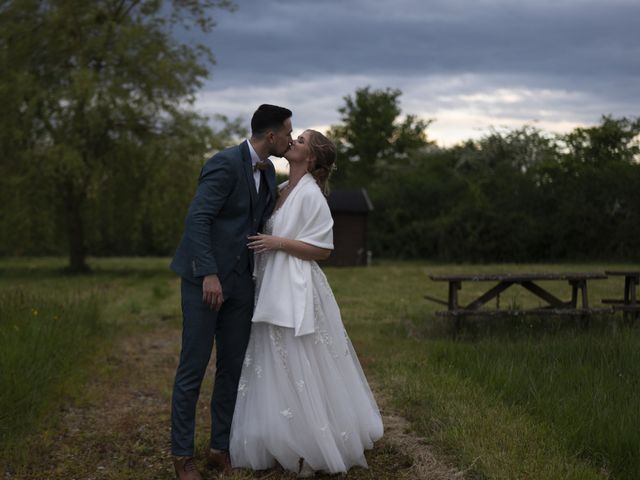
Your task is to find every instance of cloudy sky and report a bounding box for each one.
[193,0,639,147]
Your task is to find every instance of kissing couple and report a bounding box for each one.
[170,104,383,479]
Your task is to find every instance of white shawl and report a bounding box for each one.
[251,173,334,336]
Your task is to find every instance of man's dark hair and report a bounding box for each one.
[251,104,292,137]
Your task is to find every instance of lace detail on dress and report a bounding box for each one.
[280,408,294,420]
[238,378,248,398]
[269,324,289,372]
[311,262,332,295]
[252,212,278,304]
[264,212,276,235]
[312,264,347,359]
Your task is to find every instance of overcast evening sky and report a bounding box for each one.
[192,0,639,151]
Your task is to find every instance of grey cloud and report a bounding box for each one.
[191,0,639,144]
[206,0,640,78]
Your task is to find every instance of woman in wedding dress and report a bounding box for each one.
[229,130,383,477]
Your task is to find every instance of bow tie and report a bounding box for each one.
[254,161,268,172]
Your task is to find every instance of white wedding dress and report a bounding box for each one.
[229,209,384,475]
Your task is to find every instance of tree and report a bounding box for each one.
[0,0,233,272]
[366,117,640,262]
[561,115,640,167]
[327,86,433,187]
[547,116,640,258]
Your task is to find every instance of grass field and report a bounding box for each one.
[0,257,179,466]
[0,289,101,456]
[1,258,638,479]
[327,262,640,480]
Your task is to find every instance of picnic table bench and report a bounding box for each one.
[602,270,640,319]
[425,272,611,318]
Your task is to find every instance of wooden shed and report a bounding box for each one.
[323,189,373,267]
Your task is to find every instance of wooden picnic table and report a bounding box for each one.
[602,270,640,318]
[426,272,610,317]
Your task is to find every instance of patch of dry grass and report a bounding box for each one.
[3,320,452,479]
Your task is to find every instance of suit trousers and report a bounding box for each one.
[171,269,254,455]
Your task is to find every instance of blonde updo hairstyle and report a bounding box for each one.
[305,129,337,196]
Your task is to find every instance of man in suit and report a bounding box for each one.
[170,105,293,480]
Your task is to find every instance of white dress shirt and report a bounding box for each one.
[246,139,264,192]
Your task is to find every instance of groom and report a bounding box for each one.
[170,104,293,480]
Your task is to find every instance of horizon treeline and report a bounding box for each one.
[365,118,640,262]
[3,91,638,263]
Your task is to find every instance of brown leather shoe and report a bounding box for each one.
[173,456,202,480]
[206,448,233,475]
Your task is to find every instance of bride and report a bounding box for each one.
[229,129,383,477]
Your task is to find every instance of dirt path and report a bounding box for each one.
[11,324,463,480]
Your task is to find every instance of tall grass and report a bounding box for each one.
[424,327,640,478]
[0,289,104,455]
[0,257,180,475]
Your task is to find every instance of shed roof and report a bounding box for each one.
[327,189,373,213]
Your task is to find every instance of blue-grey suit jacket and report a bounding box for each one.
[170,141,277,284]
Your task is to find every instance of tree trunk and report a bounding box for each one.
[65,188,90,274]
